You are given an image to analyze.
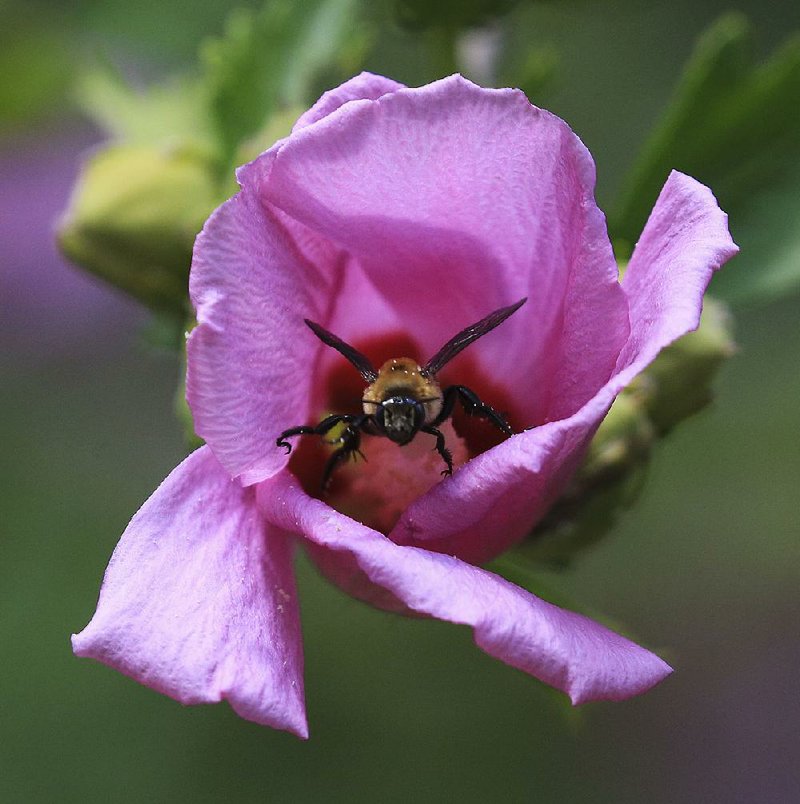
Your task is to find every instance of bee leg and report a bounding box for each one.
[277,425,316,454]
[276,413,361,454]
[437,385,513,435]
[321,415,369,492]
[421,424,453,476]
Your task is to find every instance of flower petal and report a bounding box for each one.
[615,170,739,382]
[265,74,629,424]
[260,473,672,704]
[389,171,738,564]
[292,72,405,131]
[72,447,307,737]
[187,171,339,485]
[391,413,599,564]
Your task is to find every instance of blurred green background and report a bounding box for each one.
[2,1,799,801]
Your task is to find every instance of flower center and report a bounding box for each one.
[287,329,521,535]
[325,419,469,534]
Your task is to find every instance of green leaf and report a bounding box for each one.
[393,0,520,31]
[201,0,363,169]
[282,0,363,107]
[0,19,72,129]
[77,1,364,176]
[76,65,214,150]
[610,13,800,305]
[717,158,800,303]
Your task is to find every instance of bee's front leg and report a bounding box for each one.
[420,424,454,476]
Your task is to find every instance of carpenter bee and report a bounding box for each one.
[277,297,527,489]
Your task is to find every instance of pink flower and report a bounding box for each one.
[73,74,738,738]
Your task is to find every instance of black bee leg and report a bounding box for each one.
[276,413,360,455]
[277,425,316,454]
[321,415,369,492]
[437,385,513,435]
[278,413,373,491]
[421,424,453,476]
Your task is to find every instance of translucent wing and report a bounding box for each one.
[305,319,378,382]
[422,298,527,376]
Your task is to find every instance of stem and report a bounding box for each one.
[428,25,459,76]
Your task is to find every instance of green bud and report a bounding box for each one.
[576,388,655,488]
[518,391,654,569]
[640,296,736,433]
[516,296,735,569]
[58,144,219,315]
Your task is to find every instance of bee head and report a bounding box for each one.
[375,397,426,445]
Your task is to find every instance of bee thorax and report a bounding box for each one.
[362,357,443,426]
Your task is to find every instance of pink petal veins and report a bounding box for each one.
[187,176,338,486]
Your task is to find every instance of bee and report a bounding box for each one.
[277,297,527,489]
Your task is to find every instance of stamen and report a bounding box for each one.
[326,420,469,535]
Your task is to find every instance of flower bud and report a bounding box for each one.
[640,296,735,433]
[519,391,654,568]
[58,144,218,315]
[518,296,735,567]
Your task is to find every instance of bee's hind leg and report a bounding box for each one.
[321,415,370,492]
[277,413,361,454]
[437,385,512,436]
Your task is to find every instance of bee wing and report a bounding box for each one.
[422,298,527,376]
[305,319,378,382]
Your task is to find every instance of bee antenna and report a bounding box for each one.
[304,319,378,382]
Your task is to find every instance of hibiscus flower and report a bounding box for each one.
[73,74,737,738]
